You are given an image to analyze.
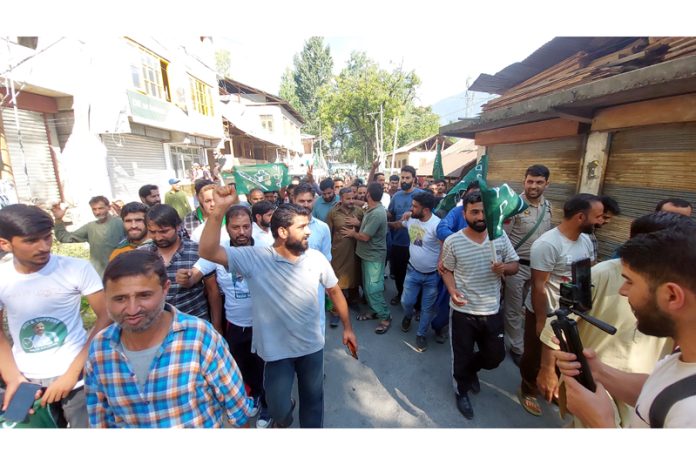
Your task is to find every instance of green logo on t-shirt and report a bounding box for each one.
[19,317,67,353]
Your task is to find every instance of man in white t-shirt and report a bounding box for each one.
[556,216,696,428]
[0,204,111,427]
[441,191,519,419]
[393,191,441,352]
[251,200,276,248]
[518,193,603,417]
[215,205,269,426]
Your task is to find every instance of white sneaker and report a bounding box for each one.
[256,414,273,428]
[248,396,260,417]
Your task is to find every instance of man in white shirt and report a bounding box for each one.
[251,200,276,248]
[0,204,111,427]
[556,215,696,428]
[392,191,441,352]
[440,191,519,419]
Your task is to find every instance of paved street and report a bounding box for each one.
[321,274,566,428]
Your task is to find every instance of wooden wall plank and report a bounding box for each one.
[475,119,581,146]
[592,93,696,131]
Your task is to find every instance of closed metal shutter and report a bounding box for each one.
[101,133,166,202]
[487,136,584,224]
[597,122,696,259]
[1,108,61,204]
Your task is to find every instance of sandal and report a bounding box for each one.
[375,317,392,334]
[517,388,542,416]
[356,312,378,321]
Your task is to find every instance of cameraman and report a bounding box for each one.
[540,212,688,426]
[556,217,696,427]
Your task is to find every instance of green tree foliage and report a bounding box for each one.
[280,37,333,138]
[397,104,441,148]
[281,41,440,168]
[215,49,231,77]
[279,67,301,111]
[318,51,438,168]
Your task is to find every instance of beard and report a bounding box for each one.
[525,188,542,200]
[401,182,412,191]
[469,220,487,233]
[230,235,250,247]
[127,229,147,242]
[412,210,423,220]
[154,237,177,249]
[580,222,596,234]
[260,218,271,228]
[286,235,308,254]
[632,294,676,338]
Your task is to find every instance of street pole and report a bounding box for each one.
[390,117,399,175]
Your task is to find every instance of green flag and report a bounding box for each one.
[432,142,444,181]
[479,178,528,241]
[435,152,488,217]
[223,163,290,195]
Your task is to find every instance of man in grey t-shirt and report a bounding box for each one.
[199,191,358,429]
[517,193,603,417]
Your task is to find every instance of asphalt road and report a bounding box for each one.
[321,275,566,428]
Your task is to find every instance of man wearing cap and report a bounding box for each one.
[165,178,192,220]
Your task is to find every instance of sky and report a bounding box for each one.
[219,33,551,107]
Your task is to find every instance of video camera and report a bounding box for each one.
[550,258,616,392]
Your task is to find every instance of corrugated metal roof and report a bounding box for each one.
[470,37,637,94]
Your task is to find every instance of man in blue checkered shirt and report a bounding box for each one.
[84,249,252,428]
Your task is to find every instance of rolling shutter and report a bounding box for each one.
[596,122,696,259]
[487,136,584,224]
[1,108,61,204]
[102,133,167,202]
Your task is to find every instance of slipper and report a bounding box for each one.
[356,312,378,321]
[375,318,392,334]
[517,388,542,417]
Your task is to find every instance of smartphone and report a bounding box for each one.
[4,382,42,423]
[345,340,358,360]
[572,258,592,312]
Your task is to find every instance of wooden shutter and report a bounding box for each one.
[597,122,696,259]
[487,136,585,224]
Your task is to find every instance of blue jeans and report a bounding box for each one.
[263,349,324,428]
[401,265,440,336]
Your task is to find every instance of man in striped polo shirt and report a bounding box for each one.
[441,191,520,419]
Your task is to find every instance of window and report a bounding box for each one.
[189,76,214,116]
[128,40,170,101]
[260,115,273,132]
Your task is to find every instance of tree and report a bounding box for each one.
[397,104,441,148]
[318,51,432,168]
[280,37,333,140]
[279,67,301,111]
[215,49,231,77]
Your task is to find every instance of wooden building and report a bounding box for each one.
[441,37,696,258]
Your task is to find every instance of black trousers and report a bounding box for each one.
[451,310,506,395]
[224,321,265,398]
[389,245,410,296]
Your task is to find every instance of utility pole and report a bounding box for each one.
[390,117,399,175]
[379,103,384,157]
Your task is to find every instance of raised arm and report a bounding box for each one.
[199,186,238,267]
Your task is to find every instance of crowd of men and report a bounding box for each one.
[0,158,695,428]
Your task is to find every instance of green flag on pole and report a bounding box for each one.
[432,141,444,181]
[435,152,488,217]
[479,178,528,241]
[223,163,290,195]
